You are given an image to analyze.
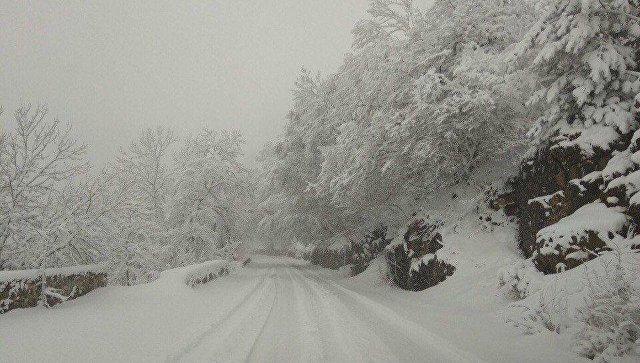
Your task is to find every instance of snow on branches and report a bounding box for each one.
[1,106,253,285]
[515,0,640,143]
[257,0,537,244]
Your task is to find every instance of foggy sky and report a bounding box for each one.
[1,0,369,167]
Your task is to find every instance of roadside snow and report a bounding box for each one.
[0,264,106,282]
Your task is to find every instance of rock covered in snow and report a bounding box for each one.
[534,202,630,274]
[385,218,454,291]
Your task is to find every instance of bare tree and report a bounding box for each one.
[115,127,177,222]
[0,104,86,268]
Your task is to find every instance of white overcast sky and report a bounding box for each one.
[1,0,371,167]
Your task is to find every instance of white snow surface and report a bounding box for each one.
[0,263,105,282]
[0,156,593,363]
[552,124,620,156]
[0,254,586,363]
[536,202,629,248]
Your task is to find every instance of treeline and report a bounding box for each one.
[256,0,639,251]
[0,105,254,285]
[256,0,538,244]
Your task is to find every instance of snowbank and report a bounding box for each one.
[182,260,241,288]
[0,263,106,282]
[505,251,640,362]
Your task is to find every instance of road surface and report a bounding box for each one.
[1,255,588,363]
[165,256,480,363]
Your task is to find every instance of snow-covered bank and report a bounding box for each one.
[0,255,590,363]
[337,224,589,363]
[0,264,106,283]
[0,256,596,362]
[183,259,243,287]
[0,258,250,362]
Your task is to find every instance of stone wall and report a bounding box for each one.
[183,260,245,288]
[0,265,107,314]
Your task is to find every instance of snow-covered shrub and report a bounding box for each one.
[508,283,571,335]
[310,239,352,270]
[497,260,543,300]
[288,240,314,260]
[107,243,162,286]
[350,226,391,276]
[574,257,640,362]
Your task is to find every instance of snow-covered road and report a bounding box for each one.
[167,257,479,363]
[1,255,586,363]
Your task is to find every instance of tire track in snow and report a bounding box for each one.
[301,268,485,363]
[289,267,358,362]
[289,266,400,363]
[241,268,282,362]
[275,267,326,363]
[165,268,274,363]
[196,267,277,362]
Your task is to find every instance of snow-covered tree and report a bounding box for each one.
[352,0,421,49]
[106,128,177,284]
[315,0,535,221]
[114,127,176,223]
[257,0,538,248]
[167,129,251,265]
[0,105,89,269]
[515,0,640,144]
[256,70,355,245]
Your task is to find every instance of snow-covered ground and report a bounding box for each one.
[0,254,586,363]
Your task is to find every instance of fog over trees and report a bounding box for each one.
[0,105,254,285]
[1,1,639,362]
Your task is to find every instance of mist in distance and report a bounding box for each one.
[0,0,368,167]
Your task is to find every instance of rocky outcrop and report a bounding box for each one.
[533,202,631,273]
[497,124,640,274]
[385,219,454,291]
[512,134,617,257]
[409,257,455,291]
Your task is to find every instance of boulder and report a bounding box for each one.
[533,202,630,274]
[385,218,454,291]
